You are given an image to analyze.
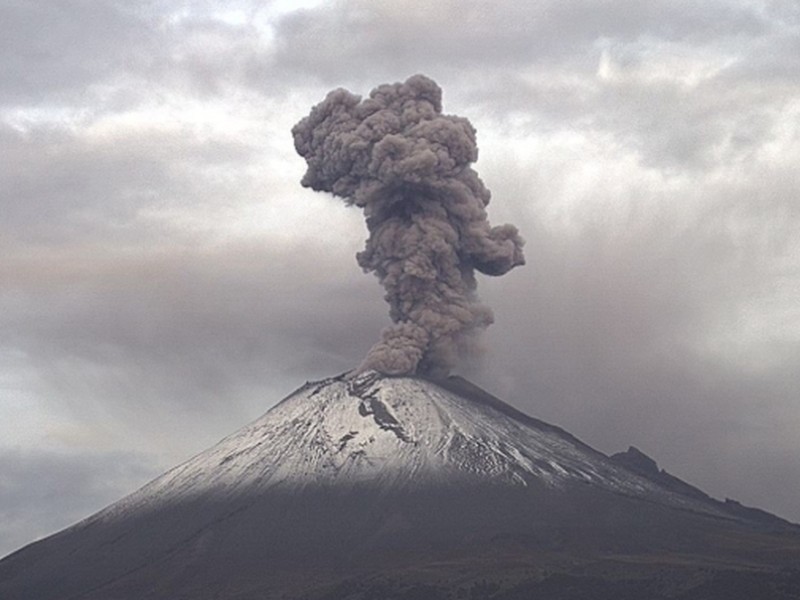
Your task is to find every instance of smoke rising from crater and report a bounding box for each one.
[292,75,525,376]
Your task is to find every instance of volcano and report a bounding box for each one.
[1,371,799,599]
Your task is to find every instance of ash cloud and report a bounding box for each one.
[293,75,524,376]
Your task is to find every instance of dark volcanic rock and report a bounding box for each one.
[610,445,710,500]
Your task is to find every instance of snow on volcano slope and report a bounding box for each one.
[89,371,721,525]
[3,371,798,600]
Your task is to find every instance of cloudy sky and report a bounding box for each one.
[2,0,799,558]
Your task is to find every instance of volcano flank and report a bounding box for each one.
[1,372,799,599]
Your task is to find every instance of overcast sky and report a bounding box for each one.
[2,0,799,558]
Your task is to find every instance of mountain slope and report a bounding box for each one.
[89,371,722,511]
[1,371,799,600]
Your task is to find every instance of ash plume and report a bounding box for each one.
[292,75,525,376]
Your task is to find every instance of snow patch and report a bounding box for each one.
[83,372,723,525]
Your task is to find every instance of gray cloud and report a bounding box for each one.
[0,225,390,458]
[0,1,155,104]
[473,167,800,521]
[271,0,768,82]
[0,0,288,114]
[0,448,157,559]
[0,122,257,245]
[269,0,799,176]
[0,242,384,430]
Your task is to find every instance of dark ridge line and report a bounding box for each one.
[427,375,799,528]
[271,371,799,528]
[424,374,607,459]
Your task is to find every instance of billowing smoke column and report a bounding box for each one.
[293,75,525,376]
